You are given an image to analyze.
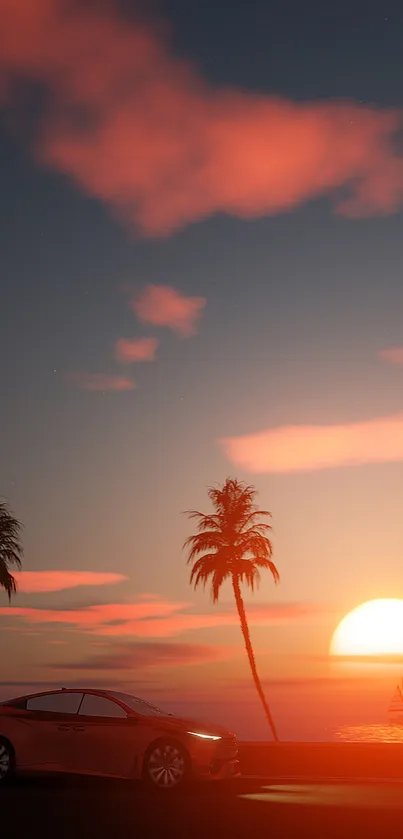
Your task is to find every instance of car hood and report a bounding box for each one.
[157,714,233,738]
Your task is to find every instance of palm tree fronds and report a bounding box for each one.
[252,556,280,583]
[211,568,230,603]
[238,563,260,591]
[0,566,18,602]
[183,531,224,561]
[237,530,273,557]
[208,479,257,517]
[182,511,222,532]
[239,510,272,528]
[0,501,23,600]
[190,554,230,595]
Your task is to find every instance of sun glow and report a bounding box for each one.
[330,599,403,657]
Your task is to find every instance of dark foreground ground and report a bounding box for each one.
[3,773,403,839]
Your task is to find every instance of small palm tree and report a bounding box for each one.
[0,501,23,600]
[184,478,280,742]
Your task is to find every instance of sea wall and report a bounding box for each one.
[238,742,403,779]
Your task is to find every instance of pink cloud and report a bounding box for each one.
[0,600,192,630]
[115,337,159,363]
[1,2,403,235]
[0,599,321,637]
[68,372,135,391]
[379,347,403,366]
[220,411,403,473]
[13,571,128,593]
[131,285,206,337]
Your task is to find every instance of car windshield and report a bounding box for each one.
[106,692,168,716]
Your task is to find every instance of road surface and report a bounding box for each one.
[2,774,403,838]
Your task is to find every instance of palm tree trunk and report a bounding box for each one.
[232,575,279,742]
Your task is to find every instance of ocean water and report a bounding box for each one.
[334,724,403,743]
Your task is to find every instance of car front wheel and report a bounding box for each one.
[143,740,188,791]
[0,739,14,784]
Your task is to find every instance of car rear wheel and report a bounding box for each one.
[0,739,14,784]
[143,740,188,791]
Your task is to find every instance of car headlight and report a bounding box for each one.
[187,731,222,740]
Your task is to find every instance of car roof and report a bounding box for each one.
[1,688,130,707]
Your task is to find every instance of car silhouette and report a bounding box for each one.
[0,688,240,790]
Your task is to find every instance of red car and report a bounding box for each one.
[0,688,240,790]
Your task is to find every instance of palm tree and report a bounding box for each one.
[184,478,280,742]
[0,501,23,600]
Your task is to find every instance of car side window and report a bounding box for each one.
[26,692,83,714]
[79,694,127,718]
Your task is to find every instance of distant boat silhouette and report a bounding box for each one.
[388,680,403,724]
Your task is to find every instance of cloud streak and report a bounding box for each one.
[13,571,128,593]
[1,1,403,234]
[50,641,234,671]
[131,285,206,336]
[68,372,135,391]
[115,337,159,363]
[220,411,403,473]
[0,598,320,637]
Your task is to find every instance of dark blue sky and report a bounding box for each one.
[1,0,403,559]
[162,0,402,102]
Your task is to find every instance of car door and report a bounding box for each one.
[67,693,135,778]
[17,691,83,770]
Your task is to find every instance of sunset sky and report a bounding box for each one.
[2,0,403,741]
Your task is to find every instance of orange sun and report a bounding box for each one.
[330,599,403,657]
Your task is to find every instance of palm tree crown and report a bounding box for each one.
[0,501,23,600]
[184,478,279,601]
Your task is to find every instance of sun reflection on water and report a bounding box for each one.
[334,724,403,743]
